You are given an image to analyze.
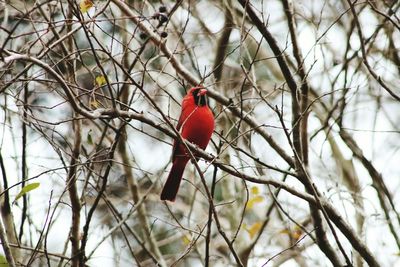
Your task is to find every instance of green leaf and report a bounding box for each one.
[87,130,93,145]
[0,255,8,266]
[14,182,40,202]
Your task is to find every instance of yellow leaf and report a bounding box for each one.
[292,226,303,241]
[250,186,259,195]
[246,195,264,210]
[279,229,290,235]
[182,235,191,245]
[80,0,94,13]
[246,222,262,239]
[292,230,302,240]
[279,226,303,241]
[90,100,99,108]
[95,75,106,86]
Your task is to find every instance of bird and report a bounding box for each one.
[160,86,215,201]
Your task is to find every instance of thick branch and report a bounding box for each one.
[0,216,16,267]
[68,118,82,267]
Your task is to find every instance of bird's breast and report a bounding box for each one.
[180,106,214,149]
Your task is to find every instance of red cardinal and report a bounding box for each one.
[161,86,215,201]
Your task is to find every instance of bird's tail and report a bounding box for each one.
[160,159,188,201]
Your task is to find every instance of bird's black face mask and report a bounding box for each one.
[192,88,208,107]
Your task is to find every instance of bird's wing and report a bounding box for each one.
[171,105,187,161]
[176,102,189,132]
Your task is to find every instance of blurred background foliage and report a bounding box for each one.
[0,0,400,266]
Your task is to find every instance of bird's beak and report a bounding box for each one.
[197,88,208,96]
